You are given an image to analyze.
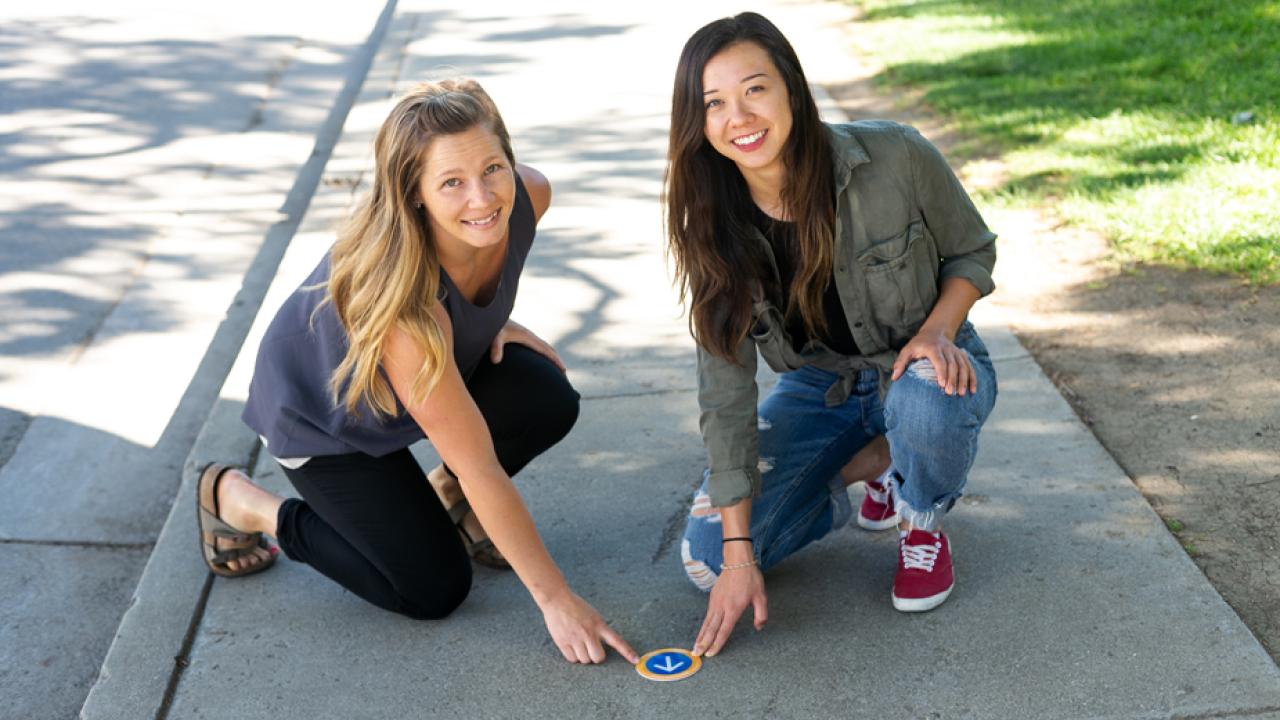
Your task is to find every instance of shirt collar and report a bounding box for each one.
[825,122,871,192]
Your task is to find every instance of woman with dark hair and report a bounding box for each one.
[664,13,999,657]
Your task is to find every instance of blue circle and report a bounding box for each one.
[644,651,691,675]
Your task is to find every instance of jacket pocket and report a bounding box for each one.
[858,220,939,348]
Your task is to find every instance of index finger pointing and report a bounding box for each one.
[693,609,721,656]
[601,626,639,664]
[706,606,742,657]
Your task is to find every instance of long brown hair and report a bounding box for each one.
[326,79,514,418]
[663,12,835,362]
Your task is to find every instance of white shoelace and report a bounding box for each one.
[900,535,942,571]
[866,481,890,504]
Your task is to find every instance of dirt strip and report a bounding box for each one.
[825,35,1280,663]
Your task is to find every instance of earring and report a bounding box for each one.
[414,202,422,209]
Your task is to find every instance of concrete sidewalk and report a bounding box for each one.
[82,1,1280,718]
[0,4,395,718]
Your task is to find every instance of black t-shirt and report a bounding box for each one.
[750,204,860,356]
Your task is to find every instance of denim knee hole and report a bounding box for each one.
[689,490,721,522]
[681,539,717,592]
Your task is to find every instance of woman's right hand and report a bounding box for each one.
[692,563,768,657]
[540,590,639,665]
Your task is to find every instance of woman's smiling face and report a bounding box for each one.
[418,124,515,251]
[701,41,792,178]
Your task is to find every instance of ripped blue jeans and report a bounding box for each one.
[681,322,998,591]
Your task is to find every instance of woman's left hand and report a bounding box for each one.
[891,327,976,396]
[693,562,767,658]
[490,319,566,372]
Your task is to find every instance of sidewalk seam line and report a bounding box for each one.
[1173,705,1280,719]
[154,572,215,720]
[241,39,299,133]
[0,538,153,550]
[581,387,693,401]
[652,502,689,565]
[990,353,1035,362]
[245,434,264,478]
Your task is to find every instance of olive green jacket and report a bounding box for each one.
[697,121,997,507]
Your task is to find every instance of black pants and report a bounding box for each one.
[275,344,579,619]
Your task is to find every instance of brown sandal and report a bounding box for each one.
[197,463,276,578]
[445,497,511,570]
[430,466,509,566]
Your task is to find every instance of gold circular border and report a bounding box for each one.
[634,648,702,682]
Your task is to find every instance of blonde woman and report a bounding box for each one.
[195,80,638,665]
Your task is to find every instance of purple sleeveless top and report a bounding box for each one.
[241,175,536,458]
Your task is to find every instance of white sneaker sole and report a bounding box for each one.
[857,511,900,531]
[892,583,954,612]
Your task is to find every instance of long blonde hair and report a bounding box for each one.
[326,79,514,418]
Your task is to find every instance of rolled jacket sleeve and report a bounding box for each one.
[696,335,761,507]
[904,127,998,296]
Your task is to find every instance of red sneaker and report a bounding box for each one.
[857,472,899,530]
[892,528,954,612]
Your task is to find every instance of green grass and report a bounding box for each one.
[849,0,1280,283]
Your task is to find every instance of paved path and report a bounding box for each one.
[79,1,1280,718]
[0,3,392,718]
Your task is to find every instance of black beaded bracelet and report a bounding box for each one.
[722,536,753,544]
